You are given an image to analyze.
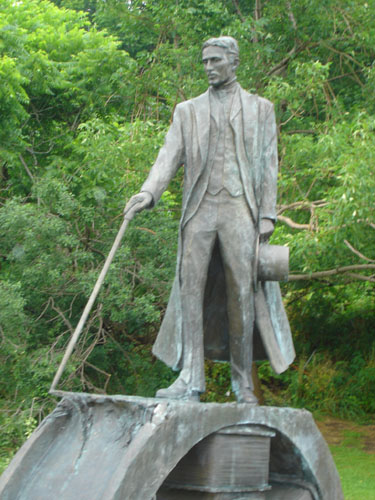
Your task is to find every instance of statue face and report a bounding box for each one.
[202,46,237,88]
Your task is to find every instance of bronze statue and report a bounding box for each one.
[125,36,295,404]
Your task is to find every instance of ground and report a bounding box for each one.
[316,417,375,500]
[316,417,375,453]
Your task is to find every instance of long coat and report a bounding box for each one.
[142,85,295,375]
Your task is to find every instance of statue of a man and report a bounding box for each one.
[125,36,295,404]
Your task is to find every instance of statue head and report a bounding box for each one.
[202,36,239,88]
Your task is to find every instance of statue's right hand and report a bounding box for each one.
[123,192,153,219]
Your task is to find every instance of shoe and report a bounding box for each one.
[155,377,200,402]
[236,388,258,405]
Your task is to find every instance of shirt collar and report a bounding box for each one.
[210,78,239,103]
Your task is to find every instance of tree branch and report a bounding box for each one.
[83,360,111,393]
[267,45,299,76]
[268,41,314,77]
[231,0,245,22]
[50,300,74,334]
[277,214,310,230]
[345,273,375,283]
[344,239,375,263]
[277,200,327,215]
[254,0,262,21]
[286,1,297,31]
[19,154,34,181]
[289,264,375,281]
[285,129,315,135]
[323,43,363,68]
[327,70,364,82]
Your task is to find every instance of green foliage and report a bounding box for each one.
[0,0,135,193]
[202,361,234,403]
[258,349,375,420]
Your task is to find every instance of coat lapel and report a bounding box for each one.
[192,90,210,168]
[229,87,260,223]
[239,88,258,163]
[230,85,242,124]
[229,86,258,165]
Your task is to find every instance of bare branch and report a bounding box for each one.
[305,179,318,199]
[26,144,54,156]
[329,218,375,231]
[0,324,20,349]
[285,129,315,135]
[267,45,298,77]
[277,200,327,215]
[51,300,74,334]
[280,104,305,126]
[231,0,245,22]
[87,245,106,259]
[267,41,310,77]
[327,70,364,82]
[135,226,157,236]
[345,273,375,283]
[83,360,111,393]
[323,43,363,68]
[35,297,53,321]
[46,330,69,359]
[344,240,375,263]
[289,264,375,281]
[254,0,262,21]
[70,108,83,131]
[337,7,354,35]
[19,154,34,181]
[277,214,310,230]
[286,2,297,31]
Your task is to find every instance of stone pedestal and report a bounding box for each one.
[0,393,343,500]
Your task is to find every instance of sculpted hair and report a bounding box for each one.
[202,36,239,63]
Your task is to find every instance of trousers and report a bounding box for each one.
[179,189,256,394]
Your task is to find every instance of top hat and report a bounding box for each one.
[255,237,289,285]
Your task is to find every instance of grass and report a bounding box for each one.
[317,422,375,500]
[331,444,375,499]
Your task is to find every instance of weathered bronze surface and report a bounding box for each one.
[164,425,275,493]
[124,36,295,403]
[0,395,343,500]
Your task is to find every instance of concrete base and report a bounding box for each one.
[0,393,343,500]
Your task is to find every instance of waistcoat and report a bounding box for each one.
[207,87,244,197]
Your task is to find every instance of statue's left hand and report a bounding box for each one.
[259,218,275,242]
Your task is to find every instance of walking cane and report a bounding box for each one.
[49,204,139,395]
